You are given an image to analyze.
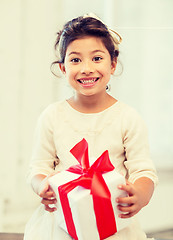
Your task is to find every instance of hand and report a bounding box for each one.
[116,181,145,218]
[38,176,57,213]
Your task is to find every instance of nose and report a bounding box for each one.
[80,60,94,75]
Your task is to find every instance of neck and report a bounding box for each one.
[67,92,117,113]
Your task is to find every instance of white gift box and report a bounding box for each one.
[49,169,130,240]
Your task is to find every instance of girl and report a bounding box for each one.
[24,14,158,240]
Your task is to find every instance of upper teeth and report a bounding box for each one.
[80,78,97,83]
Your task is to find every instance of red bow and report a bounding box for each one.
[58,139,117,240]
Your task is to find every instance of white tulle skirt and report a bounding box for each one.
[24,205,154,240]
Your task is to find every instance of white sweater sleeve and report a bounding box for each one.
[27,105,58,183]
[122,107,158,186]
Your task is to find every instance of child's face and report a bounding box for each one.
[59,36,116,97]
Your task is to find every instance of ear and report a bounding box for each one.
[111,59,117,75]
[59,63,66,74]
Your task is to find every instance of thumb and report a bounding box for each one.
[38,178,50,197]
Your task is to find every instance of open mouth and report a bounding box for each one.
[77,77,99,84]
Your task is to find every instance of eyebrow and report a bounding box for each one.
[68,51,81,56]
[68,49,106,56]
[92,50,106,54]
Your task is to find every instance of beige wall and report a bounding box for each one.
[0,0,173,233]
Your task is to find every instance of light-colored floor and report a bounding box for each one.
[147,228,173,239]
[0,233,23,240]
[0,230,173,240]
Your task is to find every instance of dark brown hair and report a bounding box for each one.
[51,16,120,71]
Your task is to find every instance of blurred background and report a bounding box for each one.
[0,0,173,236]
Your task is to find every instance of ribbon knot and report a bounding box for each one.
[58,139,117,240]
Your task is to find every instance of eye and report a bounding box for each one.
[93,56,103,62]
[71,58,81,63]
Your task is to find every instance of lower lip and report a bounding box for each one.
[78,79,99,88]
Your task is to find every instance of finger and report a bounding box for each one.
[116,195,135,205]
[41,197,57,206]
[39,180,50,195]
[118,183,135,196]
[119,210,138,219]
[44,204,57,212]
[117,203,135,213]
[40,190,56,199]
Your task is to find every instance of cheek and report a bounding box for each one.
[103,68,112,76]
[65,69,74,78]
[66,65,78,78]
[66,70,77,85]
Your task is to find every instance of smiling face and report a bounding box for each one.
[59,36,116,99]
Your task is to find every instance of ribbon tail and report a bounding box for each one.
[58,175,92,240]
[70,138,90,170]
[92,196,117,240]
[91,150,115,173]
[91,172,117,239]
[58,183,78,240]
[67,164,83,174]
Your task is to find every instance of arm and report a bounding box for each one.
[117,106,158,218]
[28,105,59,212]
[31,174,57,212]
[116,177,154,218]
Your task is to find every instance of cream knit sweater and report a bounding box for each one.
[28,100,157,185]
[25,100,158,240]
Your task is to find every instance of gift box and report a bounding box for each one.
[49,139,130,240]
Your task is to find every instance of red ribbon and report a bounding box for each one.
[58,139,117,240]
